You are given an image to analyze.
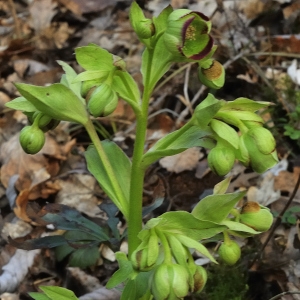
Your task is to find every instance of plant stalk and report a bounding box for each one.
[85,119,129,218]
[128,49,154,257]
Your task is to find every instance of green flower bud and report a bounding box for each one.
[246,127,276,155]
[207,146,235,176]
[163,9,214,61]
[151,263,190,300]
[129,2,155,40]
[81,78,104,97]
[190,265,207,293]
[198,60,225,89]
[131,247,155,271]
[87,84,118,117]
[218,240,241,266]
[19,125,45,154]
[240,201,273,231]
[241,130,278,173]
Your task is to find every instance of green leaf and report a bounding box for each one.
[106,252,134,289]
[141,35,173,91]
[15,83,88,125]
[73,70,109,82]
[69,246,100,268]
[9,235,68,250]
[213,177,231,195]
[152,5,173,38]
[29,292,52,300]
[75,44,114,71]
[55,244,74,262]
[141,125,215,168]
[145,211,225,241]
[220,98,271,112]
[39,286,79,300]
[41,204,109,241]
[221,220,259,234]
[5,96,37,112]
[112,70,141,110]
[192,191,246,223]
[193,94,225,127]
[85,141,131,217]
[121,279,137,300]
[210,119,239,149]
[57,61,83,102]
[175,234,217,263]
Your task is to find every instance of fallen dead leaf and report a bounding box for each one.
[55,173,102,218]
[159,147,203,173]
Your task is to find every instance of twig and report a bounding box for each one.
[249,173,300,268]
[8,0,21,39]
[268,291,300,300]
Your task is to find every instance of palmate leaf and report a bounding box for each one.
[14,83,89,125]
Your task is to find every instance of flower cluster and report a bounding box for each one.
[206,98,278,175]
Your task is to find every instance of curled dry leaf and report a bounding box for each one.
[0,132,76,221]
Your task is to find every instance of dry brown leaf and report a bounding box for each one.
[159,147,202,173]
[29,0,57,32]
[55,174,102,218]
[57,0,118,16]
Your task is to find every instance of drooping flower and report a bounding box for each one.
[163,9,214,61]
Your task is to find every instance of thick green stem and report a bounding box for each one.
[85,119,129,218]
[128,49,153,257]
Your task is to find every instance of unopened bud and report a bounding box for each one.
[208,146,235,176]
[218,240,241,266]
[19,125,45,154]
[240,201,273,231]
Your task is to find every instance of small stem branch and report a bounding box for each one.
[85,119,129,218]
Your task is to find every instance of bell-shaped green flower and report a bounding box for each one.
[163,9,214,61]
[190,265,207,293]
[131,247,156,271]
[129,2,155,40]
[207,146,235,176]
[218,240,241,266]
[151,263,190,300]
[198,60,225,89]
[19,125,45,154]
[240,128,278,173]
[87,83,118,117]
[30,112,60,132]
[240,201,273,231]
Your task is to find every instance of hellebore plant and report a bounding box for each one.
[6,2,278,299]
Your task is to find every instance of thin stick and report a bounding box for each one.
[8,0,21,39]
[268,291,300,300]
[249,173,300,268]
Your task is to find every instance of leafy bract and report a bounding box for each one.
[75,44,114,71]
[85,141,131,218]
[144,211,225,241]
[14,83,88,125]
[220,98,271,112]
[141,35,173,91]
[141,125,215,168]
[192,191,246,223]
[5,97,37,112]
[106,252,134,289]
[112,70,140,110]
[57,60,83,102]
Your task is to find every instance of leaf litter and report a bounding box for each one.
[1,0,300,298]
